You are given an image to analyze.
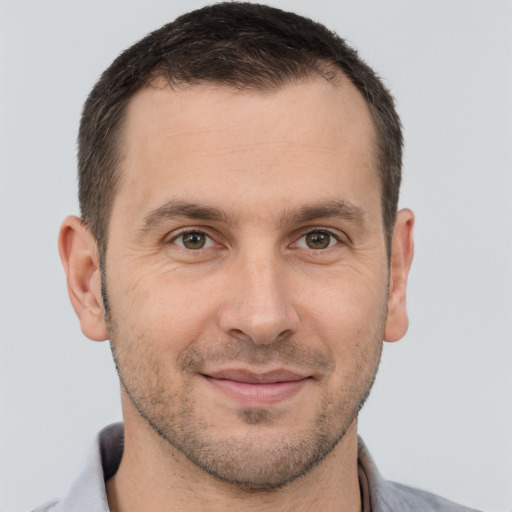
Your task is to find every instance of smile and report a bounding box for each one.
[202,369,311,406]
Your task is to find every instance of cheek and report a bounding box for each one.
[298,269,388,351]
[108,266,220,354]
[301,261,388,312]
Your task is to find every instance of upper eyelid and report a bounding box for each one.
[294,229,340,245]
[167,227,216,242]
[305,227,339,236]
[164,226,347,246]
[294,226,344,241]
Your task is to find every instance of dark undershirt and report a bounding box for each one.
[358,461,371,512]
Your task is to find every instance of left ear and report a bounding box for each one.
[384,208,415,342]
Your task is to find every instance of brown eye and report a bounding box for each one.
[176,232,210,250]
[304,231,333,249]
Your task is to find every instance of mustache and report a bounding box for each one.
[178,338,335,375]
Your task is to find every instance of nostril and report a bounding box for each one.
[226,328,254,343]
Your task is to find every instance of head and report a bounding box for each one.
[61,2,414,492]
[77,2,403,260]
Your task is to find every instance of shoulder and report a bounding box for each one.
[30,424,122,512]
[357,437,482,512]
[385,482,483,512]
[31,500,59,512]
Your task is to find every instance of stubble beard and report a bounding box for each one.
[108,333,383,490]
[103,267,385,490]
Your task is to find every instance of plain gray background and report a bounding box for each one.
[1,1,511,511]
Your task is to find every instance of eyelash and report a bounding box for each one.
[293,228,341,250]
[168,228,343,251]
[170,230,216,250]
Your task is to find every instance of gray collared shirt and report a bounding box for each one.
[33,423,481,512]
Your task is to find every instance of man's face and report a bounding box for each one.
[104,78,390,488]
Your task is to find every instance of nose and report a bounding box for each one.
[218,251,299,345]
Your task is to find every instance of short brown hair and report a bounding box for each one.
[78,2,403,257]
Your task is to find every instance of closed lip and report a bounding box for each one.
[202,368,311,384]
[202,368,311,405]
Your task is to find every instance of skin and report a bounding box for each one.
[59,76,414,512]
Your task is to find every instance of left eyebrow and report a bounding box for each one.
[277,200,368,228]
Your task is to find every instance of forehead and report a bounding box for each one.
[124,76,375,155]
[114,77,380,223]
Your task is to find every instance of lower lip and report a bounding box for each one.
[203,376,309,406]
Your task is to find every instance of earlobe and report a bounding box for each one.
[384,208,415,343]
[58,216,109,341]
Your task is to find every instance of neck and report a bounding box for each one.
[107,401,361,512]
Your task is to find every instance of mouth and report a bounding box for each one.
[202,369,311,406]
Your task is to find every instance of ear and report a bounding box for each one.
[384,208,415,343]
[58,215,109,341]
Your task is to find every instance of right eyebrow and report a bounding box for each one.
[139,198,233,232]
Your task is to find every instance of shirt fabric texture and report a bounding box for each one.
[32,423,481,512]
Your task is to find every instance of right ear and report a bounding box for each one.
[58,216,109,341]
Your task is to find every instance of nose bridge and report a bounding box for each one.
[220,242,297,344]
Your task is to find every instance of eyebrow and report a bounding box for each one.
[141,199,232,231]
[279,200,367,228]
[140,198,367,232]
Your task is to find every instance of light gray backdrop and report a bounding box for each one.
[1,1,511,511]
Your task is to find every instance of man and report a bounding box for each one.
[35,3,480,511]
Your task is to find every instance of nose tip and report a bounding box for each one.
[218,258,299,346]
